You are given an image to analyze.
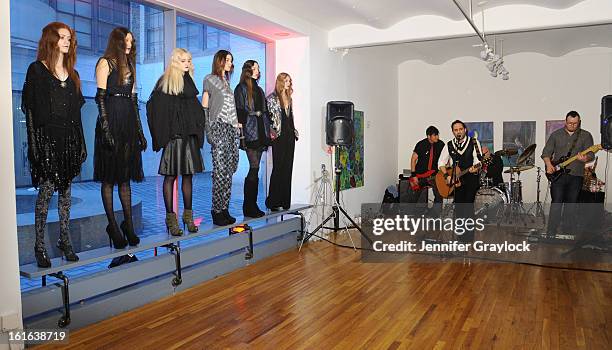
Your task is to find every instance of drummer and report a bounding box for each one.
[481,146,504,189]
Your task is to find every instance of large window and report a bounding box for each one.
[10,0,268,292]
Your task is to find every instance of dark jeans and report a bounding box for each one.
[547,174,582,235]
[454,174,479,242]
[414,181,443,215]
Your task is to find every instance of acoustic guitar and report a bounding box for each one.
[435,155,492,198]
[546,144,603,183]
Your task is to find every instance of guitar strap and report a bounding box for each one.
[566,129,581,158]
[472,137,483,160]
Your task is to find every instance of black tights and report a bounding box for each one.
[101,182,134,231]
[163,175,193,213]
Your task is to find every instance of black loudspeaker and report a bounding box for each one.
[602,95,612,150]
[326,101,354,146]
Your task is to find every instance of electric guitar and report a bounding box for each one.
[409,169,437,191]
[546,144,603,183]
[436,155,492,198]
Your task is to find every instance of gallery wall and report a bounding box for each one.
[398,47,612,203]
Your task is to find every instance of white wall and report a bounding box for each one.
[398,47,612,203]
[0,0,24,347]
[273,25,399,221]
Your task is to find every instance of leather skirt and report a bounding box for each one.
[158,135,204,176]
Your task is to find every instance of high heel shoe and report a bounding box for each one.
[120,221,140,246]
[34,246,51,268]
[106,224,128,249]
[211,210,231,226]
[166,212,183,236]
[56,239,79,262]
[182,209,199,233]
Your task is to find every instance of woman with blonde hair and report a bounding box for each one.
[266,73,298,210]
[147,48,205,235]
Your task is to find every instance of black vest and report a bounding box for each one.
[447,138,475,171]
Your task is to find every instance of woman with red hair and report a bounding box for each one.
[22,22,86,267]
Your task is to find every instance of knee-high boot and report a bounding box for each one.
[243,168,265,218]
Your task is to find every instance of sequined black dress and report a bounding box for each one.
[21,61,86,190]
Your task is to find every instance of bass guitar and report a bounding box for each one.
[435,155,492,198]
[408,169,437,191]
[546,144,603,183]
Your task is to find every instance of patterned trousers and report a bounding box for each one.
[35,180,72,250]
[209,121,239,212]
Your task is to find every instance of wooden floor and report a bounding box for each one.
[37,234,611,350]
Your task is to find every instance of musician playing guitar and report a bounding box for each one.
[410,126,444,210]
[541,111,594,238]
[438,120,482,242]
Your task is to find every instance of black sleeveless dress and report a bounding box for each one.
[93,59,144,184]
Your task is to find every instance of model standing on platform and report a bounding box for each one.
[266,73,298,211]
[23,22,85,267]
[147,48,205,236]
[202,50,239,226]
[94,27,146,248]
[234,60,272,217]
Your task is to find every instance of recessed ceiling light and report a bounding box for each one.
[275,32,290,37]
[590,43,598,46]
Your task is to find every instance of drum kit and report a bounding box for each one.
[475,144,545,228]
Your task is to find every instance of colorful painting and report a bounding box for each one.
[465,122,494,153]
[336,110,364,190]
[546,120,565,142]
[502,121,536,167]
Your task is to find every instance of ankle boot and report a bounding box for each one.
[56,231,79,262]
[34,245,51,268]
[165,212,183,236]
[182,209,199,233]
[223,209,236,224]
[106,224,128,249]
[212,210,231,226]
[120,221,140,246]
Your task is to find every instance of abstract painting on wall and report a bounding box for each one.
[545,120,565,142]
[502,121,536,166]
[465,121,494,152]
[336,110,364,191]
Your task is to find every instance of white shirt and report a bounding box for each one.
[438,137,482,169]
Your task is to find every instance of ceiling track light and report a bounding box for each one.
[451,0,510,80]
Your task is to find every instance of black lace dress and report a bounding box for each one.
[21,61,85,190]
[93,59,144,184]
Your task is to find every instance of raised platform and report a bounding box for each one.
[20,204,311,330]
[16,187,143,265]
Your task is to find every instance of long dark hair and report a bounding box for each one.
[239,60,259,108]
[37,22,80,91]
[102,27,135,82]
[211,49,233,81]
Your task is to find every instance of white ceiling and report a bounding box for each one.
[357,24,612,66]
[264,0,587,30]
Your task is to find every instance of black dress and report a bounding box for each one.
[266,105,296,209]
[146,73,205,175]
[21,61,85,190]
[93,59,144,184]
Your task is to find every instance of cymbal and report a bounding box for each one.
[517,144,537,165]
[504,165,534,173]
[495,149,518,157]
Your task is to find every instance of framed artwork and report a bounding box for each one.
[465,121,494,152]
[502,121,536,166]
[336,110,364,190]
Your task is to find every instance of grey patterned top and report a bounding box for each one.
[266,92,282,136]
[203,74,238,127]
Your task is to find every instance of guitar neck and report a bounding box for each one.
[559,149,590,168]
[457,163,482,178]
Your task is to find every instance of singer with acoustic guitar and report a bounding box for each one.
[541,111,595,238]
[437,120,483,242]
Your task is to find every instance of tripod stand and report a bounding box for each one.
[299,151,372,251]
